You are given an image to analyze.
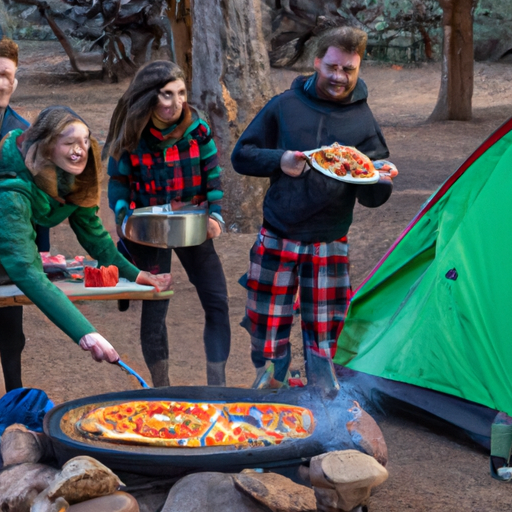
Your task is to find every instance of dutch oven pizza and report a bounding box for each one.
[75,400,315,448]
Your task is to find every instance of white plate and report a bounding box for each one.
[304,148,380,184]
[372,159,398,177]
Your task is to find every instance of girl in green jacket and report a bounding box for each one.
[0,106,172,372]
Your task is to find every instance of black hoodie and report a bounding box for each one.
[231,74,392,243]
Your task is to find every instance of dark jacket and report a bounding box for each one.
[0,105,29,139]
[231,74,392,243]
[0,106,49,254]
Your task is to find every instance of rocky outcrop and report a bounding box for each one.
[0,463,59,512]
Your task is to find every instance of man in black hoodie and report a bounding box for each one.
[231,26,396,387]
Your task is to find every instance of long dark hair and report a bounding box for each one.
[103,60,186,160]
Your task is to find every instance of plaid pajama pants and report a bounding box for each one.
[241,227,351,367]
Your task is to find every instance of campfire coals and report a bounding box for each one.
[64,400,315,449]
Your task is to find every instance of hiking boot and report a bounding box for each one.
[252,362,290,389]
[148,360,170,387]
[206,360,226,387]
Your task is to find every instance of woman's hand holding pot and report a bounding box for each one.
[207,217,222,239]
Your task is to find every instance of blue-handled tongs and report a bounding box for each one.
[116,359,151,389]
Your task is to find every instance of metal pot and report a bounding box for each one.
[122,204,207,249]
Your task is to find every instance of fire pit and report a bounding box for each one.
[44,385,362,477]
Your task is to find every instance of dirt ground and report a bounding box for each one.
[3,40,512,510]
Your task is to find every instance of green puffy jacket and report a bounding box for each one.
[0,129,140,343]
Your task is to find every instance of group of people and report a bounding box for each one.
[0,24,396,392]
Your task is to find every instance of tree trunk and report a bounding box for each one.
[188,0,274,232]
[166,0,192,88]
[429,0,475,122]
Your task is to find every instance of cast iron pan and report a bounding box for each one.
[44,384,360,477]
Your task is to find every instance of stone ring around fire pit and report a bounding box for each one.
[44,384,386,477]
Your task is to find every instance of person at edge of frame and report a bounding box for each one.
[0,37,50,392]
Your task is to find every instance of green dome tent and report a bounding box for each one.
[334,117,512,422]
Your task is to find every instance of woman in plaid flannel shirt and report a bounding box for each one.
[104,61,230,387]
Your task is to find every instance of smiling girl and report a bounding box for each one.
[0,106,171,373]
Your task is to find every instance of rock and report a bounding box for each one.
[1,424,42,465]
[31,492,70,512]
[346,401,388,467]
[1,424,54,466]
[312,487,340,511]
[234,471,317,512]
[45,456,124,505]
[67,491,139,511]
[0,462,59,512]
[298,464,311,484]
[33,490,140,512]
[309,450,388,512]
[161,472,267,512]
[134,492,168,512]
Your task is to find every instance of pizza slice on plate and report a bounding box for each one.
[311,143,375,179]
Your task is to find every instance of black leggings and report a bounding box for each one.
[0,306,25,392]
[121,238,231,366]
[0,225,49,392]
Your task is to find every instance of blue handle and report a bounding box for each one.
[117,360,151,389]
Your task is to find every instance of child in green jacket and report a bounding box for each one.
[0,106,171,369]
